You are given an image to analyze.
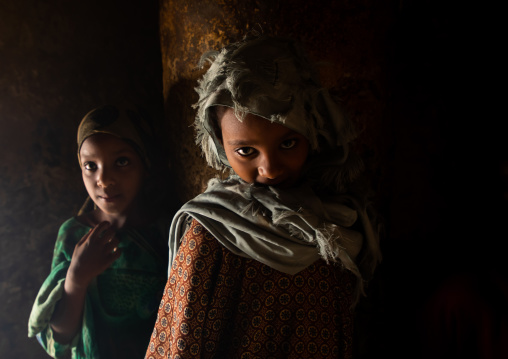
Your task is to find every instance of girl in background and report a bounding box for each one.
[29,105,175,358]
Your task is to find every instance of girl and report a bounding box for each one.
[146,34,382,358]
[29,105,173,359]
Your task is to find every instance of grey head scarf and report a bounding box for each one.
[171,34,381,302]
[193,34,364,193]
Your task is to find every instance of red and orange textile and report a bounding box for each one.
[146,218,356,359]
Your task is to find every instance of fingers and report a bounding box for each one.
[83,221,115,246]
[103,236,120,254]
[93,221,115,241]
[76,221,121,256]
[93,221,121,259]
[77,230,92,246]
[109,246,122,262]
[102,239,122,268]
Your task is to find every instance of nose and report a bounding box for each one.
[258,153,283,180]
[97,168,116,188]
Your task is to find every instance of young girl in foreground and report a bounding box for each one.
[146,34,382,359]
[29,105,172,358]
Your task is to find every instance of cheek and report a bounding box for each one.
[82,172,93,187]
[82,176,97,199]
[134,176,145,192]
[229,159,255,180]
[290,148,309,170]
[126,170,147,193]
[229,158,247,174]
[224,150,243,171]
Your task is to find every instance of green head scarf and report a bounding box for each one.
[76,105,155,215]
[77,104,153,169]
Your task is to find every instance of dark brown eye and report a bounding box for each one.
[236,147,255,156]
[83,162,97,171]
[116,157,130,167]
[281,139,297,149]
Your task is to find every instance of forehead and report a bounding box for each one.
[219,107,297,139]
[79,133,136,156]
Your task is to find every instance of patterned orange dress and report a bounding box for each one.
[146,219,357,359]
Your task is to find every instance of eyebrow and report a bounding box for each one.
[80,147,136,159]
[226,140,256,146]
[226,131,300,147]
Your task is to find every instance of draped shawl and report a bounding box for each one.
[169,176,381,299]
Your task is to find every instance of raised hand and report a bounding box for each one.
[67,221,122,289]
[51,221,121,343]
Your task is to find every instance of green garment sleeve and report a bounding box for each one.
[27,262,80,358]
[27,218,97,359]
[28,265,66,338]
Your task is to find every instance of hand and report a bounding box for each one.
[67,221,121,289]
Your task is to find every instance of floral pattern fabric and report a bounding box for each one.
[146,218,356,359]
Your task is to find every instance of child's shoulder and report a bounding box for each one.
[51,217,92,259]
[59,216,91,231]
[56,216,92,241]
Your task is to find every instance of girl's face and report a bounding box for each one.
[219,107,309,189]
[79,133,147,223]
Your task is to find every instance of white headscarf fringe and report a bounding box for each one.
[239,183,367,303]
[271,206,366,304]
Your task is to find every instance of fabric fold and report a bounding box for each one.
[169,176,380,297]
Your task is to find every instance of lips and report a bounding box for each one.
[98,194,121,202]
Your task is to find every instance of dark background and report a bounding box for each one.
[1,0,504,358]
[0,0,165,356]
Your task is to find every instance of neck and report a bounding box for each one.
[103,213,129,229]
[84,206,150,229]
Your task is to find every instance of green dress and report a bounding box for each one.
[28,216,169,359]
